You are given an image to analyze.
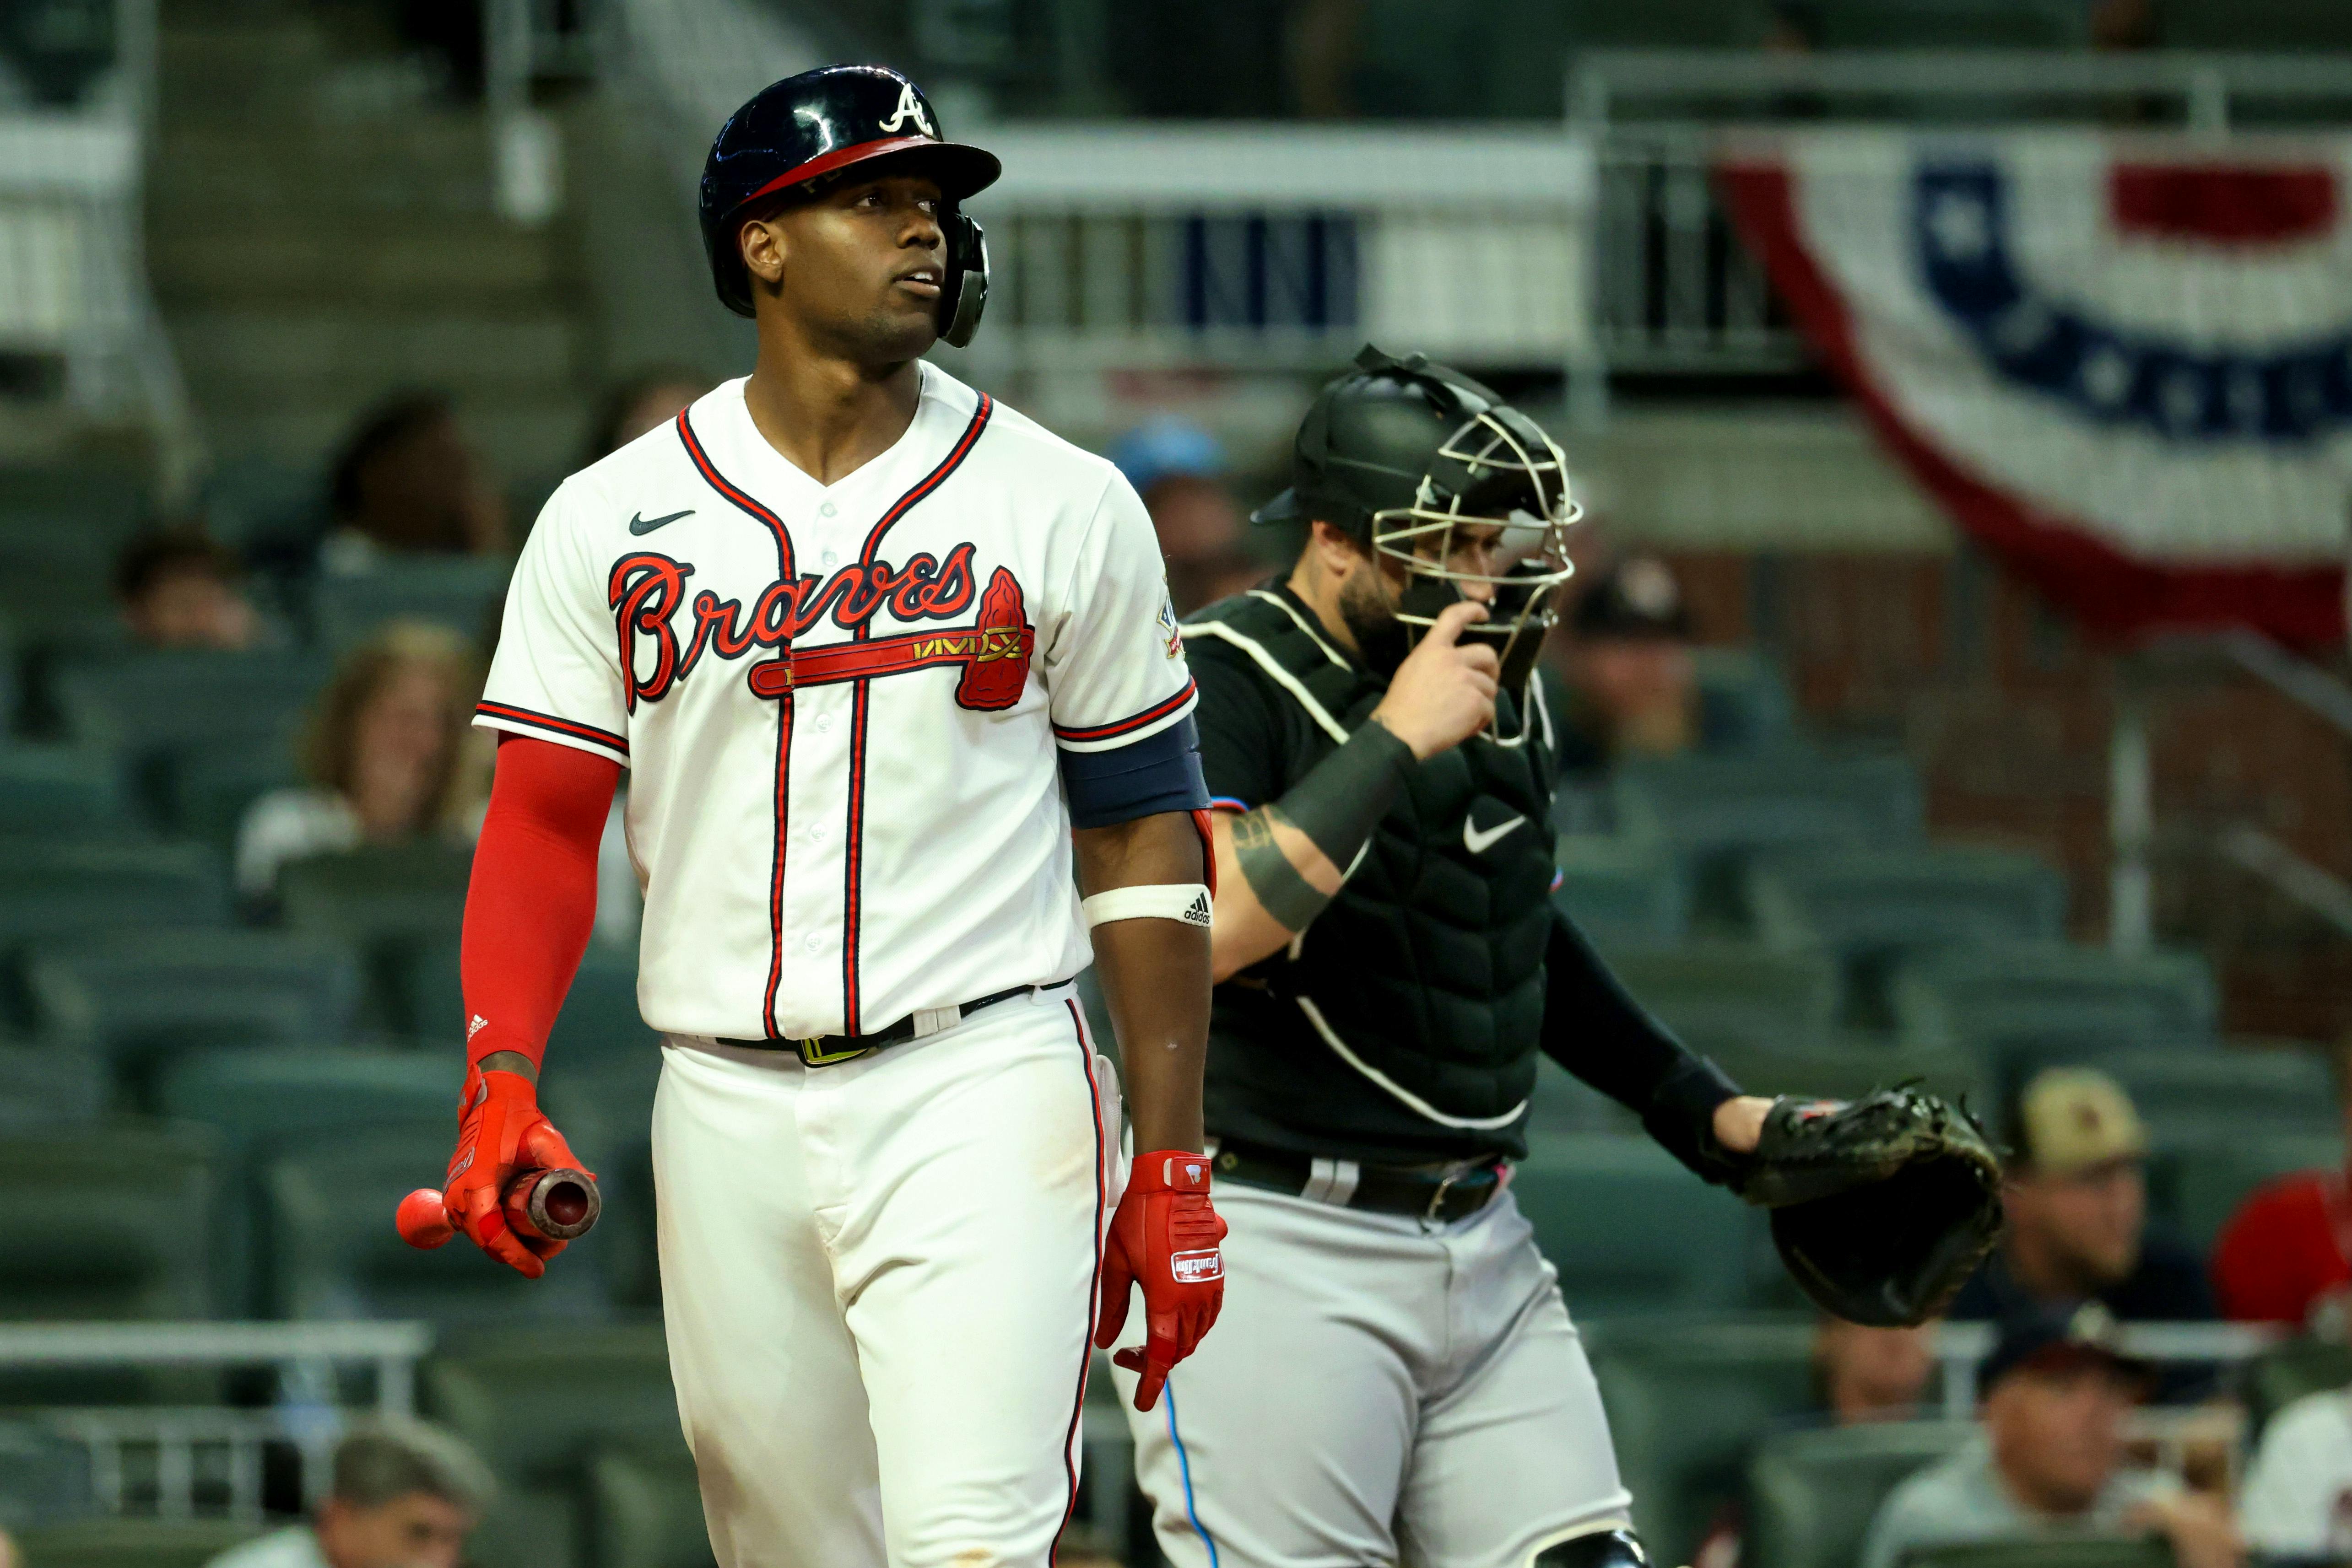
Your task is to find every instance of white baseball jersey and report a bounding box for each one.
[476,366,1197,1042]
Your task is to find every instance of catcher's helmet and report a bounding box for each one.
[699,65,1000,345]
[1255,345,1581,702]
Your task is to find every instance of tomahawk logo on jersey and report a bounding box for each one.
[476,366,1196,1044]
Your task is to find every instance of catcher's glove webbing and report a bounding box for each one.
[1738,1088,2003,1327]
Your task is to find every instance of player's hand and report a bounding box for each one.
[440,1064,590,1279]
[1369,600,1499,759]
[1094,1149,1228,1412]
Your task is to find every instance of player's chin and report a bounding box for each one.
[858,294,939,357]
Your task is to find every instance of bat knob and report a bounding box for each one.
[506,1167,601,1242]
[396,1188,455,1249]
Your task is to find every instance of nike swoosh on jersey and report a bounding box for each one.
[1462,812,1527,855]
[629,509,694,535]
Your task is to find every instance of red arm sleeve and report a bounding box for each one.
[460,734,623,1072]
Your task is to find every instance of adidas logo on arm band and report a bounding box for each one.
[1081,883,1212,929]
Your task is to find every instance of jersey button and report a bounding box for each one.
[819,501,838,517]
[803,932,823,951]
[815,713,833,733]
[821,549,839,567]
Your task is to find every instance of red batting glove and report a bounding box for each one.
[441,1065,589,1279]
[1094,1149,1228,1411]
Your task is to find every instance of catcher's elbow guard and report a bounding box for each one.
[1741,1089,2004,1327]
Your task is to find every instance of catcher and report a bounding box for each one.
[1108,347,2002,1568]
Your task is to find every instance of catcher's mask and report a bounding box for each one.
[1254,346,1580,722]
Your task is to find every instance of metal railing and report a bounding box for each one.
[0,1321,433,1522]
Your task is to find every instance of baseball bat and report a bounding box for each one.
[395,1167,602,1249]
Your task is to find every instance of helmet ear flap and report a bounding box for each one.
[937,210,989,348]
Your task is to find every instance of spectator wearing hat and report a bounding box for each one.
[1860,1304,2239,1568]
[2211,1043,2352,1328]
[1949,1069,2215,1344]
[1107,416,1263,615]
[115,531,262,651]
[204,1418,492,1568]
[1552,555,1698,778]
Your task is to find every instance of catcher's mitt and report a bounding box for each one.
[1738,1088,2003,1327]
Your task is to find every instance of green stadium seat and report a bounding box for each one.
[1692,648,1797,754]
[277,845,473,1031]
[1902,1541,2174,1568]
[0,1040,106,1132]
[1586,1318,1819,1563]
[424,1324,687,1568]
[0,746,130,839]
[2098,1045,2337,1147]
[1603,943,1842,1043]
[0,842,230,955]
[1749,846,2067,959]
[2150,1132,2341,1252]
[53,650,329,759]
[2156,0,2352,48]
[156,1045,455,1314]
[310,558,513,652]
[265,1128,609,1323]
[587,1443,714,1568]
[0,1123,216,1320]
[1888,944,2217,1056]
[1512,1135,1754,1318]
[1555,835,1688,949]
[1747,1420,1979,1568]
[26,929,363,1087]
[406,938,653,1061]
[2245,1339,2352,1438]
[161,740,302,854]
[13,1519,265,1568]
[1807,0,2087,48]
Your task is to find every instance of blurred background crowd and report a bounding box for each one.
[8,0,2352,1565]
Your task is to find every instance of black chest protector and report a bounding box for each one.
[1189,590,1558,1158]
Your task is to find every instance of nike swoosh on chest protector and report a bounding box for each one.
[1462,813,1527,855]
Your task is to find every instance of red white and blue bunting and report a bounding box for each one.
[1719,135,2352,645]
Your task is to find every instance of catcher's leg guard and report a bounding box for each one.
[1531,1526,1652,1568]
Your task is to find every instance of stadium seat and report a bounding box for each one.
[11,1519,264,1568]
[1611,752,1925,927]
[157,1045,455,1314]
[1807,0,2087,48]
[2244,1339,2352,1438]
[2098,1046,2337,1147]
[277,845,473,1030]
[264,1128,609,1324]
[0,1124,215,1320]
[0,1040,106,1131]
[405,937,653,1060]
[1692,647,1798,754]
[2149,1132,2341,1251]
[52,649,329,760]
[160,739,301,854]
[1587,1318,1819,1563]
[1746,1420,1979,1568]
[1554,835,1688,949]
[1748,846,2067,959]
[0,746,130,840]
[309,558,513,652]
[587,1443,715,1568]
[1511,1135,1754,1318]
[1887,943,2217,1056]
[424,1325,687,1568]
[26,929,363,1088]
[0,842,230,956]
[1602,943,1842,1043]
[1902,1541,2174,1568]
[2156,0,2352,48]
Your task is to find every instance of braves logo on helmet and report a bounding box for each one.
[877,80,937,139]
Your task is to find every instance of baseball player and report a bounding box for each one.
[1111,348,1777,1568]
[422,65,1227,1568]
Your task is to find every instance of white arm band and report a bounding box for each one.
[1082,883,1212,929]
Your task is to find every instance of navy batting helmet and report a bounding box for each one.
[699,65,1000,345]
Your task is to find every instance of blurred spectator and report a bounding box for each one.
[322,394,508,574]
[1860,1304,2238,1568]
[1950,1069,2216,1349]
[586,366,714,463]
[206,1418,491,1568]
[235,622,480,900]
[2239,1384,2352,1560]
[1819,1317,1936,1424]
[1552,555,1698,776]
[1108,417,1263,614]
[2212,1042,2352,1327]
[114,530,260,650]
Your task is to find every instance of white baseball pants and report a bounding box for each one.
[652,986,1118,1568]
[1113,1182,1633,1568]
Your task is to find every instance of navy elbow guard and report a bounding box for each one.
[1059,716,1211,829]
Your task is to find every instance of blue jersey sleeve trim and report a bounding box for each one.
[1060,714,1211,829]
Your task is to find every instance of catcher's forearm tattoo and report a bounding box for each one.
[1233,806,1330,932]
